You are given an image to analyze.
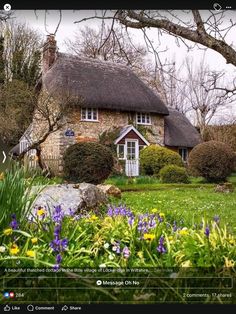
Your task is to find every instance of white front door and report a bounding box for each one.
[125,140,139,176]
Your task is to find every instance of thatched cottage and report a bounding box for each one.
[18,35,201,176]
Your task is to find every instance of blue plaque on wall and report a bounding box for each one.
[65,129,75,137]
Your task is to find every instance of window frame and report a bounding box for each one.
[81,108,98,122]
[117,144,125,160]
[178,147,188,162]
[136,112,151,125]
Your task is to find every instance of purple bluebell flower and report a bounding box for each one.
[10,214,19,230]
[157,236,167,254]
[173,221,177,232]
[50,205,69,270]
[107,206,113,216]
[213,215,220,224]
[56,254,62,264]
[53,264,60,272]
[122,246,130,259]
[52,205,64,223]
[128,215,135,226]
[204,226,210,238]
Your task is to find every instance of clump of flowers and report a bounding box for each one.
[137,213,157,234]
[49,205,68,271]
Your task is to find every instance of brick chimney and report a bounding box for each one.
[42,34,57,73]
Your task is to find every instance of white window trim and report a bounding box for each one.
[117,144,125,160]
[125,139,139,161]
[136,112,152,125]
[81,108,98,122]
[179,147,188,162]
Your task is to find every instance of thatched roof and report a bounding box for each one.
[42,53,169,115]
[164,109,201,147]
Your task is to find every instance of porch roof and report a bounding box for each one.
[114,125,150,146]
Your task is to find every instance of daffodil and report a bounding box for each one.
[179,227,189,236]
[10,244,20,255]
[159,213,165,219]
[3,228,13,236]
[31,237,38,245]
[0,172,4,180]
[137,251,144,259]
[181,260,192,267]
[86,214,98,222]
[143,233,155,241]
[26,250,35,258]
[151,208,158,214]
[224,257,235,268]
[37,207,46,217]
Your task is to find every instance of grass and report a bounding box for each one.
[105,174,236,192]
[115,187,236,235]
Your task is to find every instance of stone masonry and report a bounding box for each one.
[37,107,165,176]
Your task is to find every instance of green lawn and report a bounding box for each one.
[115,186,236,235]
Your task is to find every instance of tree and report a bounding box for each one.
[76,10,236,96]
[66,25,147,74]
[0,80,36,145]
[3,21,42,86]
[183,57,229,136]
[17,90,81,175]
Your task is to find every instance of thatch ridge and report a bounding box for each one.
[42,52,169,115]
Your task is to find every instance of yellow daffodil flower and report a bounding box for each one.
[26,250,35,258]
[224,257,235,268]
[159,213,165,219]
[37,207,46,217]
[179,227,189,236]
[137,251,144,259]
[143,233,155,241]
[3,228,13,236]
[10,244,20,255]
[151,208,158,214]
[31,237,38,245]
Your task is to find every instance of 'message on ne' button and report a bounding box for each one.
[96,280,140,286]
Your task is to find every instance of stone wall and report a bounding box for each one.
[33,107,165,175]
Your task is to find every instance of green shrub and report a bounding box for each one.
[188,141,236,183]
[63,142,114,184]
[160,165,189,183]
[140,145,183,176]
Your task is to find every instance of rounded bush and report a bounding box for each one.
[63,142,114,184]
[140,145,183,176]
[160,165,189,183]
[188,141,236,183]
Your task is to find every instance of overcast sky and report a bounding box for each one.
[14,10,236,122]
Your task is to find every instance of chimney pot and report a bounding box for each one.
[43,34,57,74]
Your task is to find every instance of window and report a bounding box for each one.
[81,108,98,121]
[117,144,125,159]
[136,113,151,125]
[126,141,136,160]
[179,148,188,162]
